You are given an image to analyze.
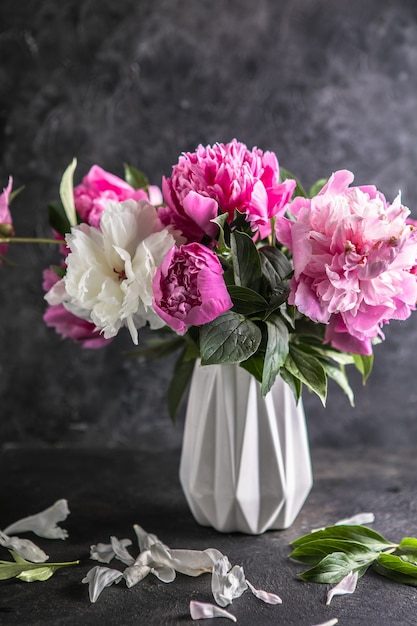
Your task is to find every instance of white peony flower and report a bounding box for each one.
[46,199,175,344]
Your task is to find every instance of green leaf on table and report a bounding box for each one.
[123,163,149,191]
[0,551,79,582]
[59,158,77,227]
[373,553,417,586]
[398,537,417,556]
[298,551,372,584]
[230,231,262,291]
[200,311,262,365]
[291,525,395,553]
[228,285,268,315]
[261,315,289,396]
[284,344,327,405]
[290,538,378,565]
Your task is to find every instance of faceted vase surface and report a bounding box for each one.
[179,362,313,534]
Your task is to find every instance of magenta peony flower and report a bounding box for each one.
[42,268,112,348]
[276,170,417,355]
[152,243,233,335]
[74,165,162,228]
[160,139,295,242]
[0,177,14,264]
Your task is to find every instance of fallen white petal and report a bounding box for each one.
[246,579,282,605]
[90,538,133,564]
[150,564,176,583]
[110,536,135,566]
[326,571,358,605]
[190,600,237,622]
[123,563,151,588]
[150,544,214,577]
[133,524,168,552]
[0,531,48,563]
[211,557,247,607]
[311,619,339,626]
[82,566,123,603]
[335,512,375,526]
[3,499,70,539]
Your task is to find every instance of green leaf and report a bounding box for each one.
[228,285,268,315]
[352,352,374,384]
[279,167,307,198]
[200,311,262,365]
[47,200,72,237]
[239,354,264,383]
[320,361,355,407]
[290,538,378,565]
[59,158,77,227]
[299,551,373,584]
[211,213,230,252]
[9,185,25,203]
[398,537,417,556]
[374,553,417,586]
[0,552,79,581]
[230,231,262,291]
[167,353,196,421]
[285,344,327,405]
[279,367,302,403]
[291,525,395,553]
[127,334,185,361]
[308,178,327,198]
[261,315,289,396]
[123,163,150,191]
[259,246,292,284]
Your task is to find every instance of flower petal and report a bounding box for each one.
[0,531,48,563]
[326,571,358,605]
[190,600,237,622]
[335,512,375,526]
[3,499,70,539]
[110,536,135,566]
[211,557,248,607]
[311,620,339,626]
[82,566,123,603]
[245,579,282,604]
[123,563,151,588]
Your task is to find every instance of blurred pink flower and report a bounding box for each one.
[276,170,417,355]
[74,165,162,228]
[42,268,112,348]
[153,243,233,335]
[0,177,14,263]
[160,139,295,242]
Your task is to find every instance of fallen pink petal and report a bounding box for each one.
[190,600,237,622]
[326,571,358,605]
[245,579,282,604]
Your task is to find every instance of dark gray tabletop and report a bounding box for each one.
[1,444,416,625]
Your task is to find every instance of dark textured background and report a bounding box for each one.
[1,0,417,452]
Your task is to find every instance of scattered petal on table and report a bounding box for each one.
[90,538,133,564]
[326,571,358,605]
[245,579,282,604]
[150,564,176,583]
[150,543,214,577]
[0,531,48,563]
[311,619,339,626]
[133,524,168,552]
[335,513,375,526]
[211,556,247,607]
[110,536,135,566]
[123,563,151,588]
[82,566,123,603]
[190,600,237,622]
[3,499,70,540]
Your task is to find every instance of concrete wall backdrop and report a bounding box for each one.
[1,0,417,451]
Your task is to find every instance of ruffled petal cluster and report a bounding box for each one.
[276,170,417,354]
[153,242,233,335]
[160,139,294,241]
[45,199,175,344]
[0,177,14,263]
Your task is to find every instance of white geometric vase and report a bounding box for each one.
[179,361,313,534]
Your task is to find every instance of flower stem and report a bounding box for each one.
[0,237,62,245]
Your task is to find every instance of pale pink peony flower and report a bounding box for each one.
[42,268,112,348]
[276,170,417,355]
[74,164,162,228]
[0,177,14,263]
[160,139,295,242]
[152,242,233,335]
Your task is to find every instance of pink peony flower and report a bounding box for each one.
[74,165,162,228]
[160,139,295,242]
[152,243,233,335]
[42,268,112,348]
[276,170,417,355]
[0,177,14,263]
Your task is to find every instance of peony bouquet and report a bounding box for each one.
[2,139,417,417]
